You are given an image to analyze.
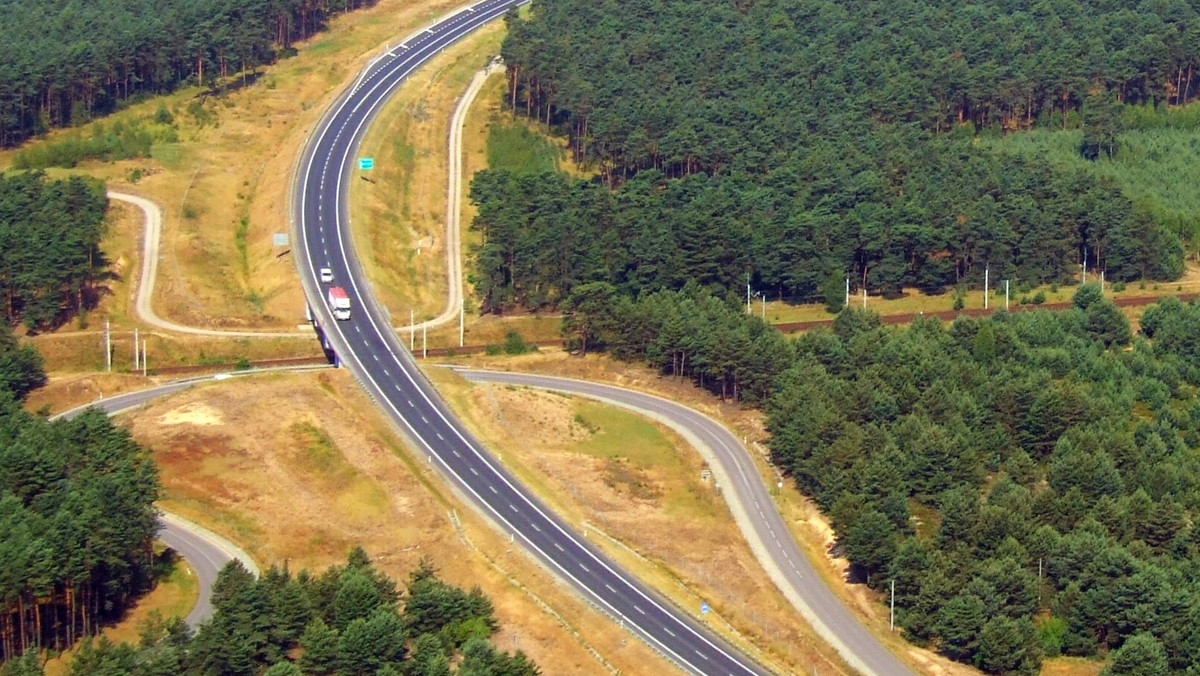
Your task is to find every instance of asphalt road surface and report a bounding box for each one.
[291,2,775,673]
[454,369,917,676]
[52,375,266,626]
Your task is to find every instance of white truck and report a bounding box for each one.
[328,286,351,320]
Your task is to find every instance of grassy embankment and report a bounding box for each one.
[118,368,677,675]
[346,23,502,325]
[0,0,478,374]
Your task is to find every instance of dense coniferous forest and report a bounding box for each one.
[469,156,1181,313]
[0,332,161,665]
[0,0,378,147]
[46,551,539,676]
[565,282,1200,673]
[0,172,109,330]
[503,0,1200,169]
[771,294,1200,673]
[474,0,1200,311]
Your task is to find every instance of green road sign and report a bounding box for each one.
[358,157,374,170]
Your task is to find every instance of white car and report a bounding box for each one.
[319,267,334,283]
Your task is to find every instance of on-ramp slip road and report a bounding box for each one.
[293,2,771,674]
[453,369,917,676]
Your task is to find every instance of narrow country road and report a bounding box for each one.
[108,54,489,339]
[412,63,501,331]
[108,190,308,338]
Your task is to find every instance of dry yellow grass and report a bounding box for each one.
[1039,657,1105,676]
[116,369,676,674]
[28,330,321,376]
[766,263,1200,326]
[349,23,504,322]
[0,0,474,332]
[421,312,561,350]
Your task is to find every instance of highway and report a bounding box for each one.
[291,1,772,674]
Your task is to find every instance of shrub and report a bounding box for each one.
[503,331,532,355]
[154,105,174,125]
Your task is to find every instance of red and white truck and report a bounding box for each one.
[328,286,351,320]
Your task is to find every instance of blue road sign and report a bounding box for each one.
[358,157,374,170]
[701,602,710,614]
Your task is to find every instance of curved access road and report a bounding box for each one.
[413,62,499,331]
[50,371,283,626]
[454,369,916,676]
[108,58,496,336]
[107,190,309,338]
[292,2,771,674]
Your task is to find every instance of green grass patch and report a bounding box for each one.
[159,556,200,620]
[986,126,1200,247]
[149,142,185,168]
[392,136,416,218]
[292,422,352,479]
[486,119,562,175]
[291,421,388,519]
[573,402,675,468]
[235,216,251,278]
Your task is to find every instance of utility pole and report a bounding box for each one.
[760,293,766,319]
[1005,280,1010,311]
[845,277,850,308]
[746,273,751,314]
[1083,249,1088,284]
[459,299,464,347]
[105,319,111,371]
[410,309,415,350]
[984,266,989,310]
[890,579,896,631]
[133,327,139,371]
